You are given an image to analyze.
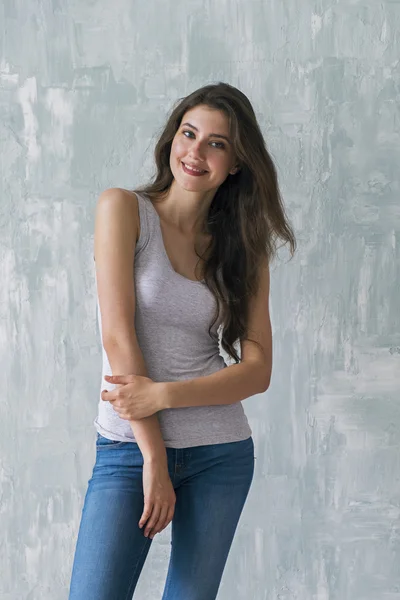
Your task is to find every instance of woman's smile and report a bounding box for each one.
[181,161,208,176]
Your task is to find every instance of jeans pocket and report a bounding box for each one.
[96,433,130,449]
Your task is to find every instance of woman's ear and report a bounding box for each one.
[229,164,240,175]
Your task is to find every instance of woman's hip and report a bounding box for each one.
[91,432,254,489]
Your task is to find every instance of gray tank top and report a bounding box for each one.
[94,191,252,448]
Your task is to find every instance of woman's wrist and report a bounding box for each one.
[128,412,167,465]
[155,381,173,410]
[137,384,172,465]
[142,435,168,466]
[141,437,168,465]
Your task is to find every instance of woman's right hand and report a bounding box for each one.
[139,458,176,539]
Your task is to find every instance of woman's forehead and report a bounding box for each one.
[181,105,231,134]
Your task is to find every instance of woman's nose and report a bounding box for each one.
[189,141,205,160]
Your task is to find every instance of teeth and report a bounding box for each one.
[184,163,205,174]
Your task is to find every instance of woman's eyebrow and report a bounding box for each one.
[181,122,231,144]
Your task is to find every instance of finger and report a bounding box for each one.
[164,504,176,530]
[144,504,162,538]
[116,411,131,421]
[101,389,120,400]
[104,374,123,382]
[156,505,175,538]
[154,503,175,537]
[105,374,135,384]
[110,404,131,419]
[139,500,153,530]
[150,503,170,537]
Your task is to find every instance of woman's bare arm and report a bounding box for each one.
[94,187,166,462]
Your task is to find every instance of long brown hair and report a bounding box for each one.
[134,82,296,364]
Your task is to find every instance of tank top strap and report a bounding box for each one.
[134,190,157,256]
[134,190,174,279]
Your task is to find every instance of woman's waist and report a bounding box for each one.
[95,401,251,448]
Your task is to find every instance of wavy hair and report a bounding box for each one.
[134,82,296,364]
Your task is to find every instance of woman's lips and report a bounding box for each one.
[181,162,207,176]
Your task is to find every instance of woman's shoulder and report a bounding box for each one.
[98,186,152,220]
[96,187,142,243]
[98,186,139,206]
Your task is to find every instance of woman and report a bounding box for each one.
[68,82,296,600]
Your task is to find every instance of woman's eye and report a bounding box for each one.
[182,130,225,150]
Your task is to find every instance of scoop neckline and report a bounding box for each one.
[140,192,206,286]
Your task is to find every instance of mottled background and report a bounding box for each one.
[2,1,399,599]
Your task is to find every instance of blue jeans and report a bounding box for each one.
[68,432,255,600]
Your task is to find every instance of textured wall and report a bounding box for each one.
[2,1,400,598]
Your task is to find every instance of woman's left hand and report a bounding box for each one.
[101,374,166,420]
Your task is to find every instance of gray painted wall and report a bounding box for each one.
[2,1,399,598]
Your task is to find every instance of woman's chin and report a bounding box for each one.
[173,172,208,191]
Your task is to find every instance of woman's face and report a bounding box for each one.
[169,104,238,193]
